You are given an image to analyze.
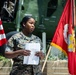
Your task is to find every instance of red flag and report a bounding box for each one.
[51,0,76,75]
[0,18,7,46]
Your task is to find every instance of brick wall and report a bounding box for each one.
[41,60,69,75]
[0,60,69,75]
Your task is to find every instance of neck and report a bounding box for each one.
[22,30,32,37]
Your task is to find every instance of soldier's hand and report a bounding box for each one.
[19,50,31,56]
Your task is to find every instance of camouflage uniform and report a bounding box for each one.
[5,32,43,75]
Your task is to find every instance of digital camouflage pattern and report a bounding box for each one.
[5,32,43,75]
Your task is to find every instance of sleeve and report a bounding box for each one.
[39,37,45,54]
[37,37,44,53]
[5,37,14,52]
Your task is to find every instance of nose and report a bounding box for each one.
[32,24,35,28]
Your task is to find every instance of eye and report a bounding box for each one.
[29,22,32,24]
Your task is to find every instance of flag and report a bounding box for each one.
[0,18,7,46]
[51,0,76,75]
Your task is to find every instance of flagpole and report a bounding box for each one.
[41,46,52,72]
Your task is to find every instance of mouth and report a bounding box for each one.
[30,28,34,32]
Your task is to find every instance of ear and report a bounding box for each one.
[23,24,25,27]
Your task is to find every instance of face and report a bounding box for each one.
[23,18,35,34]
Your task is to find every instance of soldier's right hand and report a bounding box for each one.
[19,50,31,56]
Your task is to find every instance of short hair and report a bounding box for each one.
[20,16,34,28]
